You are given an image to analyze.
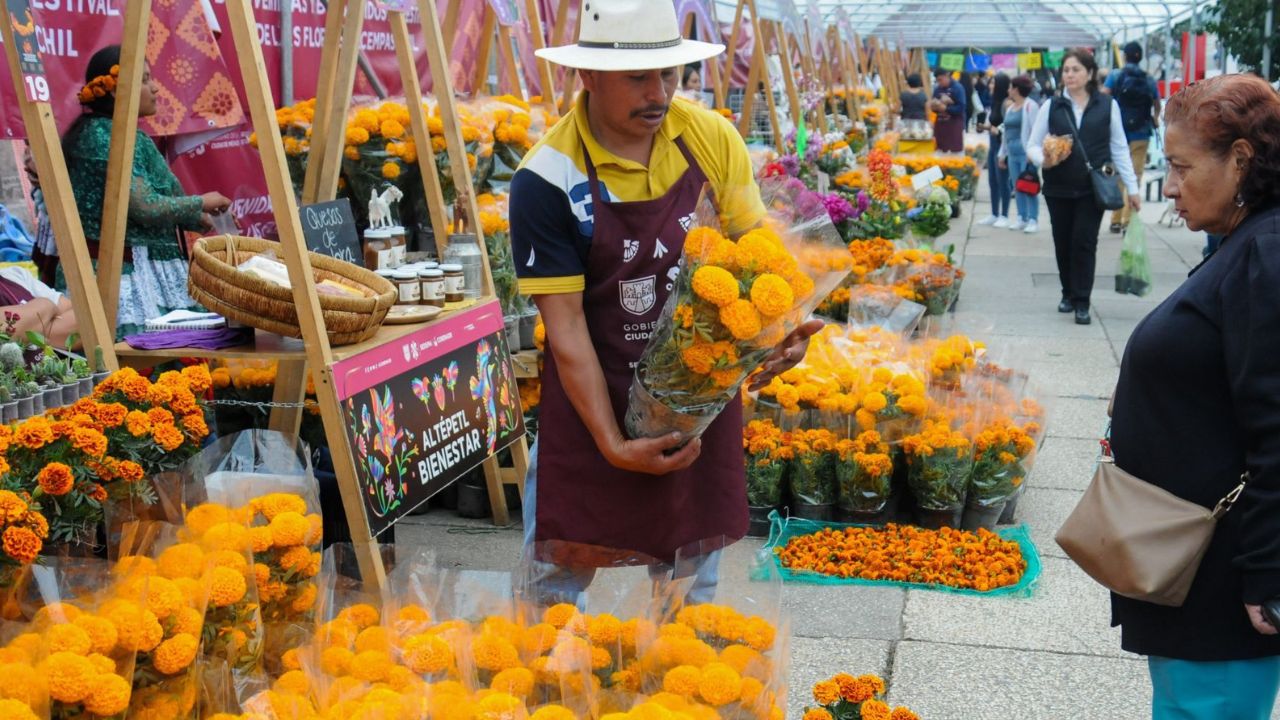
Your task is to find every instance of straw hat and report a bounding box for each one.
[535,0,724,72]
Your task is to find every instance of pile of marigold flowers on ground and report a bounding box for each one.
[775,523,1028,592]
[803,673,919,720]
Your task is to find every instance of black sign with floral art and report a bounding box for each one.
[332,301,524,536]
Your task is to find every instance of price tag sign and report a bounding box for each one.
[6,0,49,103]
[300,198,362,266]
[373,0,415,12]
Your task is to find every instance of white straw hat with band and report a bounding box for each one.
[535,0,725,71]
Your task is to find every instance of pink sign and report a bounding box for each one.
[331,299,506,402]
[991,54,1017,72]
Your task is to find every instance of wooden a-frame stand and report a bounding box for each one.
[9,0,531,590]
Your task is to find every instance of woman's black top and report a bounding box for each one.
[1042,93,1112,199]
[900,90,927,120]
[1110,206,1280,661]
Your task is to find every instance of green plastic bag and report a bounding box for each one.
[1116,220,1152,297]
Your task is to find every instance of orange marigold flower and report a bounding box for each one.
[152,423,185,452]
[36,462,74,496]
[45,651,95,703]
[861,699,891,720]
[72,427,108,458]
[719,298,762,341]
[813,679,842,704]
[15,417,54,449]
[117,460,144,483]
[0,490,27,523]
[153,633,199,675]
[208,566,247,607]
[82,672,131,716]
[692,265,740,307]
[125,410,151,437]
[803,709,834,720]
[92,402,128,427]
[181,364,213,392]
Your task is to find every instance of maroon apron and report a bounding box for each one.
[534,137,748,568]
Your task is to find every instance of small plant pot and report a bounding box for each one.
[504,317,520,353]
[915,506,963,530]
[999,488,1024,524]
[92,371,111,387]
[30,393,43,416]
[950,202,961,219]
[2,402,17,424]
[60,382,79,406]
[960,502,1006,532]
[455,478,490,519]
[78,378,93,397]
[790,502,834,522]
[836,505,894,527]
[519,313,538,350]
[16,397,32,420]
[747,505,777,538]
[42,387,61,411]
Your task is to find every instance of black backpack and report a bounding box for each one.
[1116,66,1153,133]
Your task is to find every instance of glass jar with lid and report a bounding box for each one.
[439,264,465,303]
[392,270,421,305]
[442,233,484,299]
[419,268,445,307]
[363,228,394,270]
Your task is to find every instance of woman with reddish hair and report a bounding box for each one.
[1106,73,1280,718]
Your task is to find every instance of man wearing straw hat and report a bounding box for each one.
[511,0,821,604]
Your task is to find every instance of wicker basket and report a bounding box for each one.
[188,235,397,346]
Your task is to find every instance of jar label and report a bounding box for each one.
[444,275,465,293]
[376,248,392,269]
[421,279,443,300]
[391,244,407,268]
[399,282,421,303]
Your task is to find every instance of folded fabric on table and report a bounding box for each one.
[123,327,254,350]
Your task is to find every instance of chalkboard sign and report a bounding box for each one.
[301,199,361,266]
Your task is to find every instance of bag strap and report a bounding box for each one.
[1059,98,1097,172]
[1212,472,1250,520]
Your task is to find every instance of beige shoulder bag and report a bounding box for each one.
[1055,441,1248,607]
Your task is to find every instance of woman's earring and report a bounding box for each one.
[1235,192,1246,208]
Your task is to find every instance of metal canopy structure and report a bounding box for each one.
[714,0,1209,49]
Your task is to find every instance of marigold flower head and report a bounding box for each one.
[144,576,184,619]
[663,664,701,696]
[861,699,891,720]
[82,671,131,716]
[720,299,762,341]
[44,650,95,703]
[2,526,41,564]
[152,423,185,452]
[170,606,203,637]
[73,614,117,655]
[803,710,834,720]
[208,566,248,607]
[402,632,453,675]
[529,706,576,720]
[320,646,354,675]
[349,649,394,683]
[542,603,581,630]
[0,491,26,523]
[473,633,521,672]
[0,699,39,720]
[124,410,152,437]
[889,707,920,720]
[45,622,92,655]
[153,633,199,675]
[36,462,74,497]
[691,265,740,307]
[269,511,311,547]
[749,273,795,318]
[698,662,743,706]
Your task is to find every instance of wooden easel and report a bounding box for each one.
[466,0,557,110]
[720,0,782,152]
[679,1,725,109]
[0,0,119,369]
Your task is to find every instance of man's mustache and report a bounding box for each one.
[631,105,669,118]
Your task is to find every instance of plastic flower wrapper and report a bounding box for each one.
[783,428,839,508]
[7,556,145,720]
[0,489,47,618]
[901,396,976,514]
[111,521,213,720]
[834,429,895,515]
[183,431,324,630]
[625,178,852,441]
[884,246,965,317]
[340,98,418,223]
[846,283,926,336]
[476,192,526,317]
[655,539,789,720]
[742,419,786,508]
[422,97,486,204]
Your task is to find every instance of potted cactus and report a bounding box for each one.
[91,346,110,386]
[13,377,33,420]
[0,342,22,374]
[59,363,79,405]
[0,383,16,424]
[72,357,92,397]
[23,380,42,416]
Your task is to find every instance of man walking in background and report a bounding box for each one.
[1104,42,1161,233]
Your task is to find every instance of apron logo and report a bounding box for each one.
[619,275,657,316]
[678,211,696,232]
[623,239,639,262]
[653,239,668,259]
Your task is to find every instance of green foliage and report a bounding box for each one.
[1205,0,1280,80]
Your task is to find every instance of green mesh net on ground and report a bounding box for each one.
[752,510,1042,598]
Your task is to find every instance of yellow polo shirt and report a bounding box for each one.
[510,93,764,295]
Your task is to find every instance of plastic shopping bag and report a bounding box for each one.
[1116,221,1152,297]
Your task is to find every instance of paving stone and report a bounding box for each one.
[1043,397,1110,439]
[787,638,892,719]
[886,641,1150,720]
[1013,487,1083,560]
[902,555,1121,656]
[1028,437,1101,492]
[1025,361,1118,400]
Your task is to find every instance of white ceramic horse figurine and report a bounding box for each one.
[367,185,405,228]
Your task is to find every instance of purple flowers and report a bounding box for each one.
[822,193,857,225]
[779,154,801,177]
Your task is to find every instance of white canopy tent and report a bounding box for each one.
[712,0,1214,53]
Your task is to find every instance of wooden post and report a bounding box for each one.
[224,0,386,589]
[523,0,559,110]
[388,11,450,256]
[313,0,366,204]
[301,0,348,204]
[771,24,802,129]
[720,0,747,103]
[495,25,523,97]
[96,0,151,337]
[0,13,117,368]
[471,9,497,96]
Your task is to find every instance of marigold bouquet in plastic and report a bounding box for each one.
[785,428,840,508]
[902,415,974,516]
[834,430,895,515]
[624,178,852,440]
[743,419,786,508]
[968,417,1038,509]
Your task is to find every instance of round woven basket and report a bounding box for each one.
[188,235,397,346]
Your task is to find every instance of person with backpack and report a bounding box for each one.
[1104,42,1161,233]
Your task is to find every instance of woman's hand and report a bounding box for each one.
[747,318,825,392]
[201,191,231,214]
[1246,604,1278,635]
[998,157,1008,170]
[1128,194,1141,211]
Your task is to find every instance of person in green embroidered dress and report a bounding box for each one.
[61,45,230,339]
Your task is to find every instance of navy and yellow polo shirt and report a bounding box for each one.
[510,93,764,295]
